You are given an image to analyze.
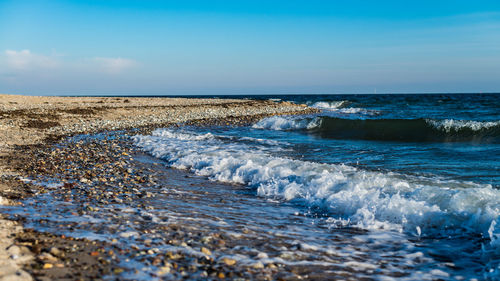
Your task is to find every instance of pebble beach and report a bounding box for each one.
[3,93,498,280]
[0,94,317,280]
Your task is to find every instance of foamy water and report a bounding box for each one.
[426,119,500,132]
[310,100,381,116]
[134,128,500,237]
[310,101,347,110]
[252,115,321,130]
[133,126,500,278]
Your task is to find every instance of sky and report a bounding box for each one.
[1,0,500,95]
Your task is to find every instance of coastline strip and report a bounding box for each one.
[0,94,316,280]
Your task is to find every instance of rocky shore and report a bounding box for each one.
[0,94,318,280]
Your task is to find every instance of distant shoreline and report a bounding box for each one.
[3,92,500,98]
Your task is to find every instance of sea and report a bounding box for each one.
[3,93,500,280]
[134,93,500,279]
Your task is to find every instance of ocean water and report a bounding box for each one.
[133,93,500,279]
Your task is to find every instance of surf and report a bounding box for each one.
[133,128,500,239]
[253,115,500,143]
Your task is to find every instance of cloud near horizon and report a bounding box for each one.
[5,49,59,71]
[92,57,136,74]
[2,49,136,75]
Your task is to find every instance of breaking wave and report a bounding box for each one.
[310,101,380,116]
[133,128,500,239]
[427,119,500,132]
[253,116,500,143]
[252,116,321,131]
[310,101,347,110]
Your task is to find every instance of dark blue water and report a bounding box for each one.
[260,94,500,188]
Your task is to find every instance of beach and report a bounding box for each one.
[0,94,316,280]
[1,93,499,280]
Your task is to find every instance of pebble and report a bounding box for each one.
[37,253,58,263]
[257,252,268,259]
[49,247,62,257]
[157,266,171,275]
[251,261,264,269]
[7,245,21,256]
[42,263,53,269]
[222,258,237,266]
[201,247,212,256]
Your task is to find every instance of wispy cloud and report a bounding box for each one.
[2,50,136,75]
[93,57,136,74]
[4,49,59,70]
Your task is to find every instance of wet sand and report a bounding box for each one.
[0,94,317,280]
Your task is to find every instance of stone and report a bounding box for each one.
[42,263,53,269]
[49,247,61,257]
[257,252,268,259]
[157,266,170,275]
[251,262,264,269]
[222,258,236,266]
[201,247,211,256]
[37,253,57,263]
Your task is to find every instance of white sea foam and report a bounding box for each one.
[252,116,321,131]
[311,101,346,110]
[133,128,500,239]
[152,129,215,141]
[240,137,282,146]
[337,107,379,115]
[310,101,380,116]
[336,107,363,113]
[427,119,500,132]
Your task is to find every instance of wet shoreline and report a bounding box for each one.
[2,126,472,280]
[0,95,317,280]
[0,128,359,280]
[0,125,433,280]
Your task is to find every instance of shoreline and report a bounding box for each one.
[0,94,318,280]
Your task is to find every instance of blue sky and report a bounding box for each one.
[1,0,500,95]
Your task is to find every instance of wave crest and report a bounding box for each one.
[310,101,347,110]
[426,119,500,132]
[254,116,500,143]
[310,101,380,116]
[252,116,321,131]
